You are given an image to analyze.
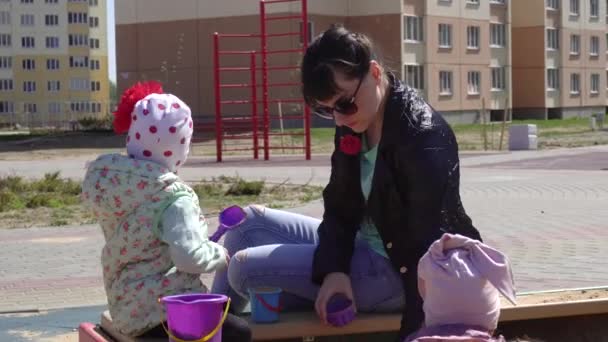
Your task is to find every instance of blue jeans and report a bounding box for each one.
[211,205,405,314]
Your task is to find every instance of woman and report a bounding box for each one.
[212,25,482,339]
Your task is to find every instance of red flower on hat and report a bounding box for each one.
[113,81,163,134]
[339,134,362,156]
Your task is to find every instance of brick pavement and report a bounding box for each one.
[1,147,608,313]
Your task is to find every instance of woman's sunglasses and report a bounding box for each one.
[312,77,363,120]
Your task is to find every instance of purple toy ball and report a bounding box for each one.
[326,294,356,327]
[209,205,247,242]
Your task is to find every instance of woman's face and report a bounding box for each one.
[315,61,384,133]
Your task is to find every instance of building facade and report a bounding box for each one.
[512,0,607,119]
[0,0,109,128]
[116,0,512,124]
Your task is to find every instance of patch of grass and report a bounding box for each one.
[0,191,25,211]
[226,179,264,196]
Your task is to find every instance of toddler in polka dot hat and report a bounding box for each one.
[81,82,252,340]
[113,81,193,172]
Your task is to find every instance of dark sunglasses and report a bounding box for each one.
[313,77,364,120]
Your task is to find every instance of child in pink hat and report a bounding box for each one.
[404,233,517,342]
[82,81,251,341]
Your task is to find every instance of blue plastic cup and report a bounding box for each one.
[248,287,282,323]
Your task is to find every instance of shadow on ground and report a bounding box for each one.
[0,305,105,342]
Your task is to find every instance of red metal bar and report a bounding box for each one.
[267,146,306,150]
[222,135,257,140]
[219,67,251,72]
[213,33,222,162]
[268,98,303,103]
[216,33,261,38]
[223,148,259,152]
[265,15,302,21]
[264,48,303,54]
[265,32,300,38]
[219,50,256,55]
[260,1,270,160]
[302,0,311,160]
[258,65,300,71]
[220,100,253,105]
[250,51,259,160]
[220,83,251,89]
[266,82,300,87]
[263,0,300,4]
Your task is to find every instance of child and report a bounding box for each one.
[82,81,251,341]
[404,233,517,342]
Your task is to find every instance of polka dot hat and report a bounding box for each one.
[113,81,193,172]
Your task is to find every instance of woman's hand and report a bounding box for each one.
[315,272,356,324]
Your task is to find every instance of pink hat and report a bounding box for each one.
[418,233,517,331]
[113,81,193,172]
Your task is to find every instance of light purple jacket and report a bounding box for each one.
[404,324,507,342]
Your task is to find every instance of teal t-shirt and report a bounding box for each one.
[357,135,389,258]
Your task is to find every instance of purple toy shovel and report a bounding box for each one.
[209,205,247,242]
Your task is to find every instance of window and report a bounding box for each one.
[22,58,35,70]
[0,11,10,25]
[591,73,600,93]
[89,0,99,5]
[547,28,559,50]
[404,64,424,90]
[490,23,506,47]
[467,26,480,49]
[89,16,99,28]
[45,0,59,3]
[0,101,14,113]
[46,36,59,49]
[0,56,11,69]
[590,36,599,56]
[570,34,580,55]
[0,79,13,91]
[92,102,102,113]
[47,58,59,70]
[68,12,88,24]
[491,67,506,90]
[490,0,505,3]
[47,80,60,92]
[70,56,88,68]
[48,102,61,114]
[546,0,559,9]
[70,101,91,113]
[89,38,100,49]
[21,0,34,3]
[547,68,559,90]
[22,36,35,48]
[590,0,599,17]
[570,73,580,94]
[23,103,37,114]
[0,34,10,47]
[467,71,481,95]
[570,0,580,14]
[467,0,480,3]
[91,81,101,91]
[298,21,313,44]
[23,81,36,93]
[70,78,89,91]
[439,71,452,95]
[90,59,100,70]
[69,34,88,47]
[404,16,423,42]
[20,14,34,26]
[439,24,452,48]
[45,14,58,26]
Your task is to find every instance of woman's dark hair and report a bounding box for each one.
[301,24,375,106]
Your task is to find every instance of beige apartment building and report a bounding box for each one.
[0,0,110,128]
[512,0,607,119]
[115,0,514,125]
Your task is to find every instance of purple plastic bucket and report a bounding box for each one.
[209,205,247,242]
[160,293,230,342]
